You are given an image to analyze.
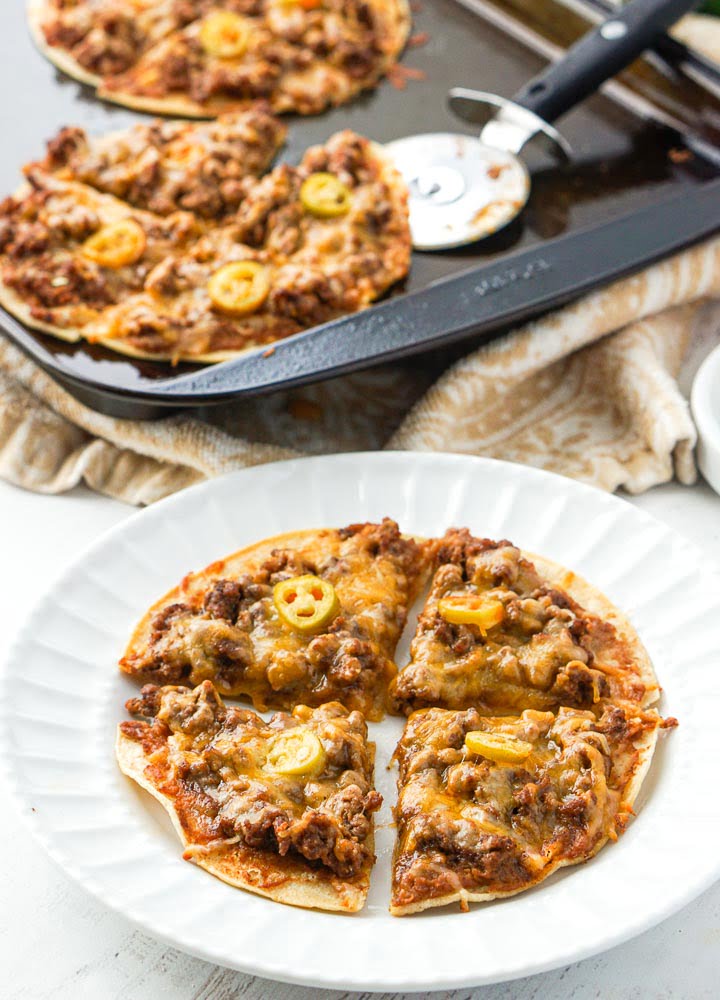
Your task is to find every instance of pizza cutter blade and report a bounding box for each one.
[385,0,701,251]
[384,132,531,251]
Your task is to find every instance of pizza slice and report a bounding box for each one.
[259,129,412,288]
[117,680,382,911]
[1,128,410,362]
[80,130,411,361]
[0,171,199,342]
[120,519,429,721]
[36,108,286,219]
[390,702,673,914]
[28,0,183,85]
[389,529,658,716]
[30,0,411,118]
[107,131,404,361]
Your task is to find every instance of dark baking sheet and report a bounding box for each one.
[1,0,719,416]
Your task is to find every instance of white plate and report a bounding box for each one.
[2,453,720,992]
[692,342,720,497]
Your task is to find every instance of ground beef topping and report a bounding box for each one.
[121,681,381,878]
[389,529,650,716]
[120,520,429,721]
[44,6,143,76]
[3,253,116,311]
[391,703,661,910]
[39,109,286,220]
[47,0,403,116]
[41,0,188,75]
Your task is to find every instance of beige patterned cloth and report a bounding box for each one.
[1,234,719,505]
[673,14,720,63]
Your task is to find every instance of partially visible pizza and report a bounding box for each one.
[390,702,673,915]
[29,0,411,117]
[0,124,411,362]
[389,530,658,716]
[0,172,201,342]
[117,680,382,912]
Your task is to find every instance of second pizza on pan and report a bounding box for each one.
[115,519,675,914]
[28,0,411,116]
[0,114,411,362]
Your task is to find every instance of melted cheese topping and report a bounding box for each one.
[390,533,649,716]
[120,520,427,721]
[40,0,407,116]
[391,704,660,911]
[121,681,381,878]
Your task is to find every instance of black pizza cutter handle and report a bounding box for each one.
[512,0,703,124]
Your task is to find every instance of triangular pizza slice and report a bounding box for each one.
[0,170,200,343]
[389,529,658,716]
[390,702,672,915]
[90,129,411,361]
[120,519,429,721]
[34,108,286,219]
[117,680,382,912]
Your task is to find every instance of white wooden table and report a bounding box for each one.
[2,476,719,1000]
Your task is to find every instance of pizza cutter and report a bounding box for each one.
[385,0,701,250]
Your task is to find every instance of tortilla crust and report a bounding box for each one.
[116,729,372,912]
[0,281,82,342]
[389,713,662,916]
[0,141,408,365]
[28,0,410,118]
[527,551,659,707]
[0,276,266,362]
[28,0,103,90]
